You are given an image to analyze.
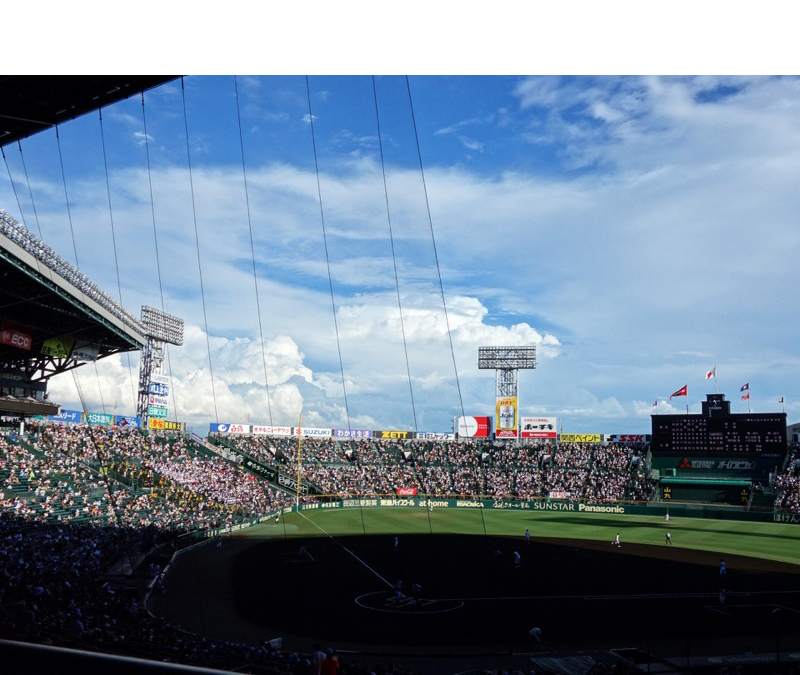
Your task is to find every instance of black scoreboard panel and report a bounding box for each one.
[651,413,786,456]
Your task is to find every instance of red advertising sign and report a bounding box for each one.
[1,322,32,351]
[457,416,491,438]
[397,488,417,495]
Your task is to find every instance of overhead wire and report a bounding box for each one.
[405,76,466,421]
[16,140,44,240]
[371,76,418,432]
[180,77,220,423]
[141,90,182,425]
[99,107,138,412]
[233,75,274,426]
[305,75,352,431]
[54,124,108,414]
[1,146,29,229]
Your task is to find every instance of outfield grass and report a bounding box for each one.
[248,506,800,566]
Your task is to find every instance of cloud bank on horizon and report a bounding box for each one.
[2,75,799,434]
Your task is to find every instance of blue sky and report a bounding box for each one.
[4,9,800,434]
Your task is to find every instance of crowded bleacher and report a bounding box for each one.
[1,420,798,673]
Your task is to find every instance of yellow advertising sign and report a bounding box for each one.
[560,433,602,443]
[41,336,75,358]
[148,418,183,431]
[495,396,518,438]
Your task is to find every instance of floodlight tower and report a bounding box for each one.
[136,306,184,428]
[478,346,536,439]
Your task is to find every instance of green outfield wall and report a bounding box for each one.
[200,497,800,539]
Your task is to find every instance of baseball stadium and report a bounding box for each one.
[1,75,800,675]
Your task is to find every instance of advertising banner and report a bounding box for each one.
[333,428,372,439]
[292,427,332,438]
[605,434,651,444]
[397,487,417,495]
[86,412,113,426]
[417,432,455,440]
[148,395,169,407]
[73,344,99,361]
[41,336,74,358]
[209,422,232,433]
[1,322,32,351]
[148,383,169,396]
[148,405,168,418]
[374,430,414,440]
[114,415,140,428]
[48,409,82,424]
[148,418,182,431]
[520,416,558,439]
[560,433,602,444]
[150,373,170,385]
[252,425,292,436]
[495,396,518,438]
[457,416,491,438]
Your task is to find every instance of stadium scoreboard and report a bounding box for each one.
[652,394,786,458]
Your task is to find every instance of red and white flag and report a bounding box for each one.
[670,385,687,399]
[705,366,716,380]
[741,392,750,401]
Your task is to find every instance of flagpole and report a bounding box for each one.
[714,366,718,395]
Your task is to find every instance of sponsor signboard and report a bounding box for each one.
[148,395,169,407]
[148,383,169,396]
[605,434,651,444]
[495,396,518,438]
[292,427,331,438]
[560,433,602,444]
[416,432,455,440]
[210,422,232,433]
[114,415,140,428]
[334,428,372,438]
[48,409,82,423]
[225,423,251,434]
[148,418,182,431]
[397,487,417,495]
[457,416,492,438]
[73,344,99,361]
[1,322,32,351]
[86,412,113,426]
[253,425,292,436]
[150,374,170,385]
[375,430,414,440]
[41,336,74,358]
[520,416,558,439]
[147,405,168,418]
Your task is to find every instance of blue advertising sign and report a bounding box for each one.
[210,422,233,433]
[333,428,373,438]
[149,383,169,396]
[48,409,83,423]
[114,415,141,428]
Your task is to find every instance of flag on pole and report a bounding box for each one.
[740,383,749,392]
[741,392,750,401]
[670,385,687,399]
[705,367,716,379]
[779,396,784,403]
[652,400,657,407]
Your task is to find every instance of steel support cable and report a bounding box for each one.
[56,125,107,413]
[1,146,29,231]
[233,75,274,426]
[405,76,465,420]
[305,75,352,431]
[371,76,418,432]
[99,108,138,411]
[141,92,181,424]
[16,141,44,240]
[180,77,219,423]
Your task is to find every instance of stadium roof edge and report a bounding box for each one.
[0,210,146,348]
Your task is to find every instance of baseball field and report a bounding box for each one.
[151,506,800,673]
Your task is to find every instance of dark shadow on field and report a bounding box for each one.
[224,533,800,653]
